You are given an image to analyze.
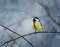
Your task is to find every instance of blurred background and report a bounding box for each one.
[0,0,60,47]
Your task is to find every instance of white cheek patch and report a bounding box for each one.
[35,19,39,21]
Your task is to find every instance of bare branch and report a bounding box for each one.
[37,1,60,26]
[0,31,59,47]
[0,24,34,47]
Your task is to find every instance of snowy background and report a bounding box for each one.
[0,0,60,47]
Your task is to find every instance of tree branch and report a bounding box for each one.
[0,31,60,47]
[37,1,60,26]
[0,24,34,47]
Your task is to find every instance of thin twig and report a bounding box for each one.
[0,31,60,47]
[0,24,34,47]
[37,1,60,26]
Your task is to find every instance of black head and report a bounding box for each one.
[33,17,40,22]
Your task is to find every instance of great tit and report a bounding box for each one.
[32,17,43,31]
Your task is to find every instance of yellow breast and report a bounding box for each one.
[32,21,43,31]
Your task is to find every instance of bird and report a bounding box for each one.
[32,17,43,32]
